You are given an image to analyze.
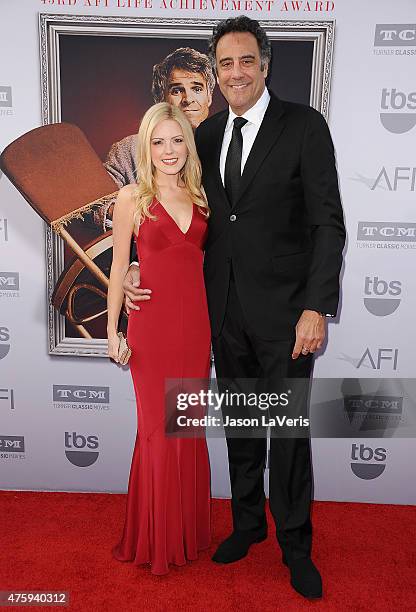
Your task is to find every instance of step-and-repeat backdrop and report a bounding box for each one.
[1,0,415,503]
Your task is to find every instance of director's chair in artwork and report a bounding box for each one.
[0,122,121,338]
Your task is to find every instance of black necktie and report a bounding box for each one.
[224,116,248,206]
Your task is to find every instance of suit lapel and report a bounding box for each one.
[207,110,230,208]
[232,94,286,209]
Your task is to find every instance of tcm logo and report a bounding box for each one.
[345,395,403,415]
[65,432,99,467]
[350,443,387,480]
[0,327,11,360]
[357,222,416,242]
[357,348,398,371]
[0,219,9,242]
[0,435,24,452]
[370,167,416,191]
[0,86,12,107]
[344,395,403,432]
[0,273,20,296]
[380,88,416,134]
[0,388,15,410]
[363,277,401,316]
[53,385,109,403]
[374,24,416,46]
[0,273,19,289]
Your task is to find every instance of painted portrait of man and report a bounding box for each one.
[96,47,215,229]
[40,18,321,350]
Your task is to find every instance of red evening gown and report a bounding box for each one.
[112,197,211,575]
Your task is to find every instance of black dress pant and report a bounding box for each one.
[211,268,313,562]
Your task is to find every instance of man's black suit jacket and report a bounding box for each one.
[194,92,346,341]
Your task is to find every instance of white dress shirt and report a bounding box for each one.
[219,87,271,185]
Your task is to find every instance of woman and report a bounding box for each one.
[107,102,211,575]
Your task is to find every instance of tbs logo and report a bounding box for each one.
[0,327,10,360]
[363,277,401,316]
[380,88,416,134]
[65,432,99,467]
[350,443,387,479]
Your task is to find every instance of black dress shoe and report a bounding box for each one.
[212,530,267,564]
[286,557,322,599]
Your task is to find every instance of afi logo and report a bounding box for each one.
[357,348,399,370]
[0,219,9,242]
[350,443,387,479]
[374,24,416,46]
[371,167,416,191]
[65,432,99,467]
[0,388,15,410]
[380,88,416,133]
[363,277,401,316]
[0,327,11,360]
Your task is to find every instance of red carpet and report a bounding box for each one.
[1,491,415,611]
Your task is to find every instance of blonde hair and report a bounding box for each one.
[133,102,209,226]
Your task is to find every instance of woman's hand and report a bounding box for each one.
[108,333,120,363]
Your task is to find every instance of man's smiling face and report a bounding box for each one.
[215,31,268,116]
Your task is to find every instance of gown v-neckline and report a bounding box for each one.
[155,197,194,236]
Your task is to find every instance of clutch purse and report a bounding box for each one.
[117,331,131,365]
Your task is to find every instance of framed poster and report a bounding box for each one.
[39,13,334,356]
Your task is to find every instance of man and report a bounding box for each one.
[151,47,214,130]
[94,47,215,230]
[124,17,345,599]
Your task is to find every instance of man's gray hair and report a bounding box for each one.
[208,16,272,72]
